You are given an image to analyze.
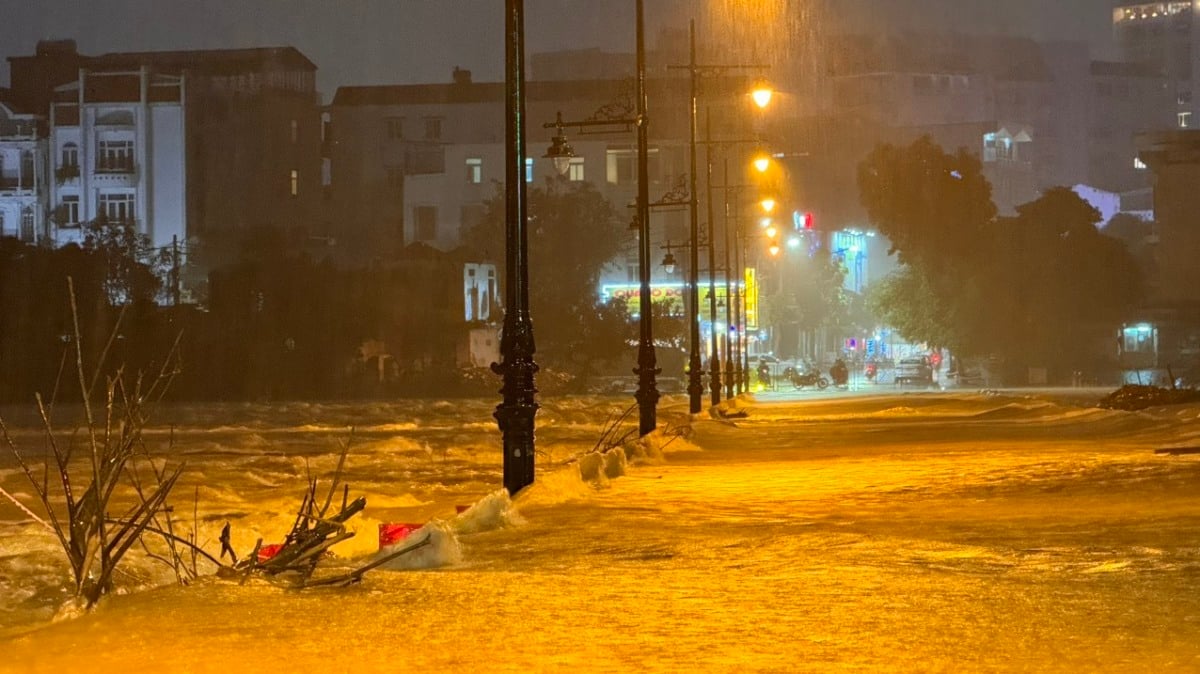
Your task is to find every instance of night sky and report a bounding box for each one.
[0,0,1117,100]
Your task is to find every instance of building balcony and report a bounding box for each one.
[0,178,37,195]
[95,162,136,175]
[92,165,139,186]
[55,165,80,183]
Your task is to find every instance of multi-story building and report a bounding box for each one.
[327,69,696,270]
[0,89,48,243]
[1113,1,1197,128]
[46,67,185,250]
[8,41,323,281]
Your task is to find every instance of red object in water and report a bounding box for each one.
[378,522,421,548]
[455,505,471,514]
[256,543,284,562]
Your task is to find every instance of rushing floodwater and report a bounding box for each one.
[2,390,1199,672]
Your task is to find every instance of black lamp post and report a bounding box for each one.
[684,21,704,414]
[723,159,735,400]
[494,0,538,496]
[632,0,659,436]
[704,108,722,406]
[672,21,770,414]
[538,0,658,436]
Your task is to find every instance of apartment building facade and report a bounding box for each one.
[0,90,47,243]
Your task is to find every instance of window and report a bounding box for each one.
[98,192,135,224]
[61,143,79,168]
[982,133,997,162]
[567,157,585,181]
[20,208,34,241]
[606,148,635,185]
[1179,91,1193,105]
[466,157,482,184]
[1122,325,1155,354]
[290,119,299,144]
[525,157,533,183]
[97,140,134,172]
[61,195,80,226]
[290,169,299,196]
[414,205,437,241]
[386,117,403,140]
[1180,111,1192,128]
[1134,157,1148,170]
[424,117,442,140]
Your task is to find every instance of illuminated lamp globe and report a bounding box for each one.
[751,83,773,109]
[661,251,677,275]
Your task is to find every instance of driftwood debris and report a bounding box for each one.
[218,434,432,588]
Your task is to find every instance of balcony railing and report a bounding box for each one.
[0,178,35,193]
[95,162,136,174]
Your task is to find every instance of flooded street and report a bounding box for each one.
[3,390,1200,672]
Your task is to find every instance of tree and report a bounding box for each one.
[985,187,1142,370]
[857,136,998,353]
[858,137,1143,377]
[81,218,171,306]
[465,178,632,374]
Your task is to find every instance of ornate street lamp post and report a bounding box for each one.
[539,0,658,436]
[673,21,770,413]
[494,0,538,496]
[632,0,659,436]
[685,20,704,414]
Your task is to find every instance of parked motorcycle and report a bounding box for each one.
[782,366,829,390]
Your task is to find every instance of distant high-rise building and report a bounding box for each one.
[1113,1,1197,127]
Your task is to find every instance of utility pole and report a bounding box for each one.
[172,234,181,306]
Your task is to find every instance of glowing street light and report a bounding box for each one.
[751,81,773,109]
[753,154,771,173]
[760,197,776,214]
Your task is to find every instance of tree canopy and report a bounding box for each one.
[465,178,634,376]
[859,137,1143,374]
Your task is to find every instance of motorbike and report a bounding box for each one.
[782,366,829,390]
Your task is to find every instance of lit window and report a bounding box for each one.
[567,157,585,182]
[1134,157,1148,170]
[466,157,482,184]
[606,148,635,185]
[982,133,997,162]
[525,157,533,183]
[290,169,299,196]
[1179,111,1192,128]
